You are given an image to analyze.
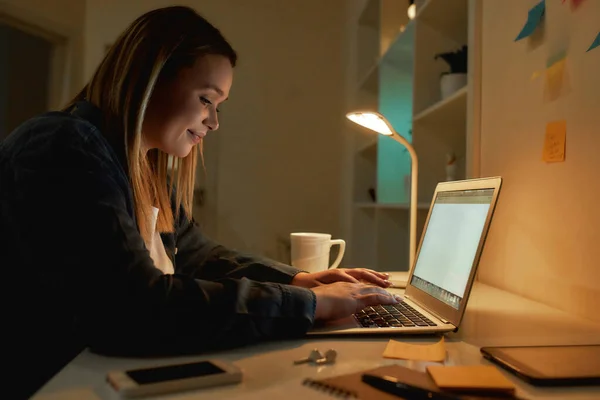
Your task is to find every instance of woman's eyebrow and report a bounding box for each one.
[202,84,224,97]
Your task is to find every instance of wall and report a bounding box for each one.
[2,24,51,133]
[83,0,349,262]
[477,0,600,321]
[0,24,6,138]
[0,0,86,105]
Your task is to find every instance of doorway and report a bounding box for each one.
[0,19,62,141]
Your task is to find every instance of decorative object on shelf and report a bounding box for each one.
[514,0,545,42]
[346,111,419,270]
[435,45,468,99]
[445,152,458,181]
[587,32,600,52]
[407,0,416,20]
[368,187,376,202]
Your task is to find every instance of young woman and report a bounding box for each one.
[0,6,399,396]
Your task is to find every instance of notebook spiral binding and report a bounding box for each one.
[302,378,358,399]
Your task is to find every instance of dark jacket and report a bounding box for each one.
[0,101,315,395]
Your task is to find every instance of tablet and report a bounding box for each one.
[480,345,600,386]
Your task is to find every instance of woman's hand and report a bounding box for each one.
[291,269,391,289]
[311,282,401,321]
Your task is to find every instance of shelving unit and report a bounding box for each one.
[346,0,481,272]
[413,85,467,124]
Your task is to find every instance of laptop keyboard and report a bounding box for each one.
[354,301,438,328]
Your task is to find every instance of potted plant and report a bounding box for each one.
[435,45,468,99]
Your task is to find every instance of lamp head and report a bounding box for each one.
[408,0,416,20]
[346,111,394,136]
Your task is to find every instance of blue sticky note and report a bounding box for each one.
[515,0,546,41]
[587,32,600,52]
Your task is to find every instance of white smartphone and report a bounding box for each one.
[106,359,243,398]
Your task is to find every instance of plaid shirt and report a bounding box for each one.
[0,101,315,385]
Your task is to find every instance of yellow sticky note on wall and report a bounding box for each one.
[545,57,569,101]
[542,120,566,162]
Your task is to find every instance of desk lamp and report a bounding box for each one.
[346,110,419,271]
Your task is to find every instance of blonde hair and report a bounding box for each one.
[63,6,236,242]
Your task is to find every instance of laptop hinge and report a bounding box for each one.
[404,295,452,325]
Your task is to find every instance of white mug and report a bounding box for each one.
[290,232,346,273]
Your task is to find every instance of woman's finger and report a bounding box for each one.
[369,270,390,279]
[357,284,392,296]
[347,269,390,287]
[318,270,360,284]
[358,292,400,309]
[334,271,360,284]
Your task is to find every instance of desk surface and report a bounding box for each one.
[35,283,600,399]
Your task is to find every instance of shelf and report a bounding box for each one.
[416,0,468,45]
[413,85,467,126]
[357,137,378,153]
[377,207,410,271]
[383,21,415,71]
[352,140,377,204]
[354,202,431,210]
[356,21,415,95]
[350,207,377,269]
[358,0,379,28]
[357,61,379,95]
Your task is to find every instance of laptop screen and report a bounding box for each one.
[409,188,494,310]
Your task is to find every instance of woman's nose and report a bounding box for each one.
[205,110,219,131]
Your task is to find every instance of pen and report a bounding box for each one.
[362,374,462,400]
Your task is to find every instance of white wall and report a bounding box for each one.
[477,0,600,321]
[83,0,349,262]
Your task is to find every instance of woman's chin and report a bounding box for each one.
[164,147,192,159]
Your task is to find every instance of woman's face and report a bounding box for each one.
[143,54,233,157]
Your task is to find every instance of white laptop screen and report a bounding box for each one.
[410,188,494,310]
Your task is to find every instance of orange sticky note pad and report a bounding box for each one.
[542,120,566,163]
[383,337,446,362]
[427,365,516,394]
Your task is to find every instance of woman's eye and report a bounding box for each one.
[200,96,220,113]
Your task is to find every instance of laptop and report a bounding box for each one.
[309,176,502,335]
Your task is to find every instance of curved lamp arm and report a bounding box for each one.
[346,111,418,271]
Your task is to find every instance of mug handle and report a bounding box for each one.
[328,239,346,269]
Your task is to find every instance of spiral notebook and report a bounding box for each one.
[303,364,435,400]
[230,364,520,399]
[227,378,354,399]
[301,364,522,400]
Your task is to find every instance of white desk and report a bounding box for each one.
[35,283,600,399]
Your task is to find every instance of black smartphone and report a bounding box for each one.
[480,345,600,386]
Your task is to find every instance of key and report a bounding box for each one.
[293,349,323,365]
[315,349,338,365]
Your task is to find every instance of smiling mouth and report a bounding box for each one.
[187,130,205,140]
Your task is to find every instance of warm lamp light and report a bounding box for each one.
[346,110,419,271]
[407,0,416,20]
